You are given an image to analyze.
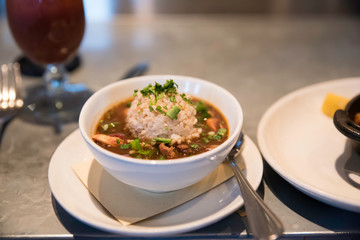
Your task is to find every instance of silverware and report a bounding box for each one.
[226,132,283,240]
[0,63,24,146]
[120,62,149,80]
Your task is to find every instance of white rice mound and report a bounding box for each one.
[126,93,202,144]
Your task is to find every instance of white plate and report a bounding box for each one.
[257,78,360,213]
[48,129,263,237]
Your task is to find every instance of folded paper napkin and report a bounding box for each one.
[72,158,241,226]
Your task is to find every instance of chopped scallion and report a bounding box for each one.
[154,138,172,144]
[170,95,176,103]
[190,144,198,148]
[202,137,210,143]
[138,149,155,157]
[157,92,165,100]
[130,138,141,150]
[166,105,181,119]
[120,144,130,149]
[156,106,166,115]
[133,90,138,97]
[217,128,227,136]
[116,139,120,144]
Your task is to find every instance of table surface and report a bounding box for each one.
[1,12,360,239]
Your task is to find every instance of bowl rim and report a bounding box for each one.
[79,74,243,166]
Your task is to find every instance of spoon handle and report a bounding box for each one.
[229,158,283,240]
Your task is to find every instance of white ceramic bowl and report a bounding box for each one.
[79,75,243,192]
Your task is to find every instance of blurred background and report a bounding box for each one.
[1,0,360,18]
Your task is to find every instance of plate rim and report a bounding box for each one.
[48,129,263,236]
[257,77,360,212]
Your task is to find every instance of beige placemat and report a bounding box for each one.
[72,159,240,226]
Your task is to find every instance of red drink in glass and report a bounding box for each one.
[6,0,85,65]
[6,0,92,125]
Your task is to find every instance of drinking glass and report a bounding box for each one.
[6,0,92,124]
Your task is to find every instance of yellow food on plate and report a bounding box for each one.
[321,93,349,118]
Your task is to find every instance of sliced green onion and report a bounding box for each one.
[157,92,165,100]
[210,134,222,140]
[170,95,176,103]
[130,138,141,150]
[156,106,166,115]
[138,149,155,157]
[116,139,120,144]
[154,138,172,144]
[202,137,210,143]
[217,128,227,136]
[190,144,198,148]
[166,105,181,119]
[133,90,138,97]
[120,144,130,149]
[149,106,154,112]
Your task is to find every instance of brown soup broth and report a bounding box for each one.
[94,96,229,160]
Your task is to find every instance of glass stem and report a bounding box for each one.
[44,64,69,96]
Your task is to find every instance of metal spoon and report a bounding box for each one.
[226,132,284,240]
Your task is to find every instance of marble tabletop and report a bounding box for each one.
[1,10,360,239]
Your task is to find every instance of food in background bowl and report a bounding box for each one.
[92,80,229,160]
[79,75,243,192]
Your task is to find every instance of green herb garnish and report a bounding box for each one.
[202,137,210,143]
[180,93,194,105]
[196,101,211,121]
[217,128,227,136]
[209,129,227,140]
[138,149,155,157]
[120,144,131,149]
[154,137,172,144]
[133,90,138,97]
[190,144,198,148]
[139,79,178,99]
[166,105,181,119]
[156,106,166,115]
[170,95,176,103]
[130,138,141,150]
[116,139,120,144]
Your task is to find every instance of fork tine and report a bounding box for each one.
[12,63,23,108]
[7,63,16,108]
[1,64,9,109]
